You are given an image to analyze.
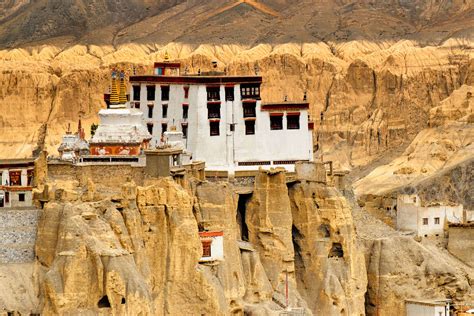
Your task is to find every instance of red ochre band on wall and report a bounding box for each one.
[199,231,224,237]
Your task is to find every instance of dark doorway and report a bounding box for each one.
[237,194,251,241]
[0,195,3,208]
[328,243,344,258]
[98,295,111,308]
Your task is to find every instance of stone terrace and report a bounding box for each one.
[0,208,42,263]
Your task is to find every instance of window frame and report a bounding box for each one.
[146,85,156,101]
[18,193,25,202]
[147,105,153,119]
[245,120,255,135]
[162,104,168,118]
[287,113,300,130]
[434,217,440,225]
[161,85,170,101]
[270,114,283,130]
[209,121,220,136]
[147,123,153,135]
[225,86,234,101]
[422,218,428,225]
[132,85,141,101]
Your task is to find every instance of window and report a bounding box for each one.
[270,115,283,130]
[208,103,220,119]
[9,171,21,186]
[202,240,212,257]
[240,84,260,99]
[161,86,169,101]
[245,120,255,135]
[287,114,300,129]
[147,123,153,135]
[5,192,9,203]
[184,86,189,99]
[225,86,234,101]
[243,102,256,118]
[162,123,168,134]
[422,218,428,225]
[207,86,220,101]
[435,217,440,225]
[18,193,25,202]
[182,105,188,119]
[210,121,220,136]
[162,104,168,118]
[133,85,140,101]
[182,124,188,139]
[146,85,155,101]
[147,105,153,118]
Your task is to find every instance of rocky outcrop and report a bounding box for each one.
[289,181,367,315]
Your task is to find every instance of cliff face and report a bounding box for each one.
[28,169,371,315]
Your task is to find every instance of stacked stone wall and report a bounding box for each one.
[0,208,42,263]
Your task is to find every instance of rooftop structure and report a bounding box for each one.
[0,158,35,208]
[57,120,89,162]
[129,58,313,173]
[396,194,464,237]
[90,70,151,157]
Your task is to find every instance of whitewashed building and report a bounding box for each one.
[199,231,224,263]
[397,194,464,237]
[0,159,35,208]
[129,61,314,173]
[405,299,449,316]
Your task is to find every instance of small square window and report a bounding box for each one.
[287,114,300,129]
[245,120,255,135]
[202,240,212,257]
[422,218,428,225]
[270,115,283,130]
[434,217,440,224]
[18,193,25,202]
[210,121,220,136]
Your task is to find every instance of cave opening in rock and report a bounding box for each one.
[237,193,251,241]
[98,295,111,308]
[319,223,331,238]
[328,243,344,258]
[121,297,126,304]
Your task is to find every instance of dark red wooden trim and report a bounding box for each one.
[269,112,284,117]
[154,62,181,68]
[199,231,224,237]
[130,75,262,85]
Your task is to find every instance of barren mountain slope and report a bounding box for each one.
[0,0,473,48]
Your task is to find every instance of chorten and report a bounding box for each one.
[90,70,151,156]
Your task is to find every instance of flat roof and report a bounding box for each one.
[405,299,450,306]
[129,75,262,85]
[0,158,35,168]
[261,102,309,111]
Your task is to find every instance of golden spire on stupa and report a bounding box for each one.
[109,70,120,105]
[164,51,170,62]
[119,70,127,104]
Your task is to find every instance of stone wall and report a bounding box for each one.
[0,208,41,263]
[448,225,474,267]
[48,163,145,187]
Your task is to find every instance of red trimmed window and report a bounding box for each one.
[287,113,300,129]
[207,86,220,101]
[245,120,255,135]
[243,102,256,118]
[208,103,220,119]
[270,114,283,130]
[210,121,220,136]
[225,86,234,101]
[202,240,212,257]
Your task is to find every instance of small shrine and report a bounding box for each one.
[89,70,151,156]
[57,120,89,162]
